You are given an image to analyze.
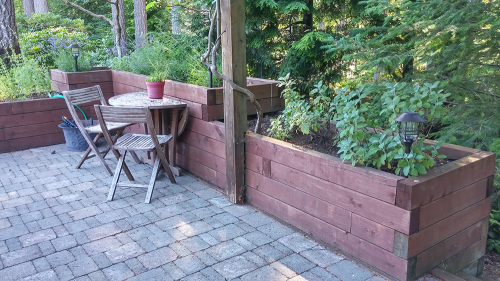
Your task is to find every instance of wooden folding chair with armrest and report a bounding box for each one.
[94,105,177,203]
[62,86,140,177]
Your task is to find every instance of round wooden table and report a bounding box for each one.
[109,92,188,172]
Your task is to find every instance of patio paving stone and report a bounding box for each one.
[0,144,387,281]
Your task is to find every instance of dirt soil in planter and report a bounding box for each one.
[484,250,500,280]
[247,112,452,173]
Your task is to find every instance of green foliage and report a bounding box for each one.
[268,73,333,139]
[110,32,220,87]
[0,53,51,102]
[54,51,92,72]
[488,209,500,253]
[17,12,87,33]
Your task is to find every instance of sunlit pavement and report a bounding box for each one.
[0,143,388,281]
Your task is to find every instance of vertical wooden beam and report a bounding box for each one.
[221,0,247,204]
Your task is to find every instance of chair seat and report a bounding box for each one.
[85,122,131,134]
[113,134,172,151]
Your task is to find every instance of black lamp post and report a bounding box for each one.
[395,112,426,154]
[69,44,81,72]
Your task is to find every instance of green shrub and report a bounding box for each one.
[55,51,92,72]
[270,76,449,177]
[17,12,87,33]
[0,53,51,102]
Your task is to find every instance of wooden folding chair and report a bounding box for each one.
[62,86,139,176]
[94,105,177,203]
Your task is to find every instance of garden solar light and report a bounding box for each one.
[395,112,425,154]
[69,43,81,72]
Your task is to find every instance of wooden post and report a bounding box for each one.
[221,0,247,204]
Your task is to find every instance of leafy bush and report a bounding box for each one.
[110,32,220,87]
[0,53,51,102]
[55,51,92,72]
[488,209,500,253]
[270,76,449,177]
[17,12,87,33]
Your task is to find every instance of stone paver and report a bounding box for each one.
[0,144,384,281]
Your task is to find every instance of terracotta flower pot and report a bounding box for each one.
[146,81,165,99]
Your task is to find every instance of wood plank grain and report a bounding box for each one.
[424,140,480,160]
[419,178,488,229]
[113,82,146,95]
[270,161,411,234]
[396,151,496,210]
[49,69,67,83]
[245,153,263,174]
[65,70,112,84]
[185,118,225,142]
[51,81,69,92]
[0,108,69,128]
[0,102,12,116]
[111,70,147,88]
[246,132,401,202]
[0,128,4,141]
[407,197,491,257]
[351,214,395,251]
[3,121,62,140]
[246,187,408,281]
[415,218,488,276]
[176,153,222,188]
[178,130,225,159]
[246,169,352,231]
[164,80,215,105]
[177,141,226,174]
[439,238,487,274]
[206,97,285,121]
[0,131,65,153]
[75,82,113,93]
[262,158,271,178]
[10,98,67,114]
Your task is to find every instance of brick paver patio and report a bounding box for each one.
[0,143,388,281]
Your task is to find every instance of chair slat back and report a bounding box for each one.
[94,106,149,124]
[63,85,107,106]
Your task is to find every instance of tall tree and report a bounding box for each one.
[134,0,147,47]
[33,0,49,13]
[111,0,126,55]
[171,0,180,34]
[0,0,20,60]
[62,0,126,57]
[23,0,34,18]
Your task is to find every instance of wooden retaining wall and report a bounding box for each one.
[244,132,494,281]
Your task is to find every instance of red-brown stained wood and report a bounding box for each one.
[215,171,227,190]
[245,153,263,174]
[51,81,70,92]
[75,82,113,93]
[3,121,61,140]
[351,214,395,251]
[0,128,4,141]
[65,70,112,84]
[214,81,279,105]
[178,130,225,159]
[419,178,488,229]
[246,187,408,281]
[111,70,147,88]
[415,218,488,276]
[270,161,411,234]
[0,109,69,128]
[246,132,401,203]
[439,238,487,274]
[262,158,271,178]
[0,132,64,153]
[396,151,496,210]
[164,80,216,105]
[113,82,146,95]
[185,118,225,142]
[177,141,226,174]
[407,197,491,257]
[486,175,494,198]
[247,169,352,231]
[10,98,67,114]
[424,139,480,160]
[176,153,222,188]
[205,97,285,121]
[49,69,67,83]
[0,103,12,116]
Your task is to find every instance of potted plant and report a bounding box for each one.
[146,72,166,99]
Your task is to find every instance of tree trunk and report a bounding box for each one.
[171,1,180,34]
[0,0,20,60]
[23,0,34,18]
[112,0,126,56]
[134,0,147,48]
[34,0,49,14]
[303,0,313,30]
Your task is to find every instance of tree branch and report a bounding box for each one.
[201,0,263,134]
[61,0,113,26]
